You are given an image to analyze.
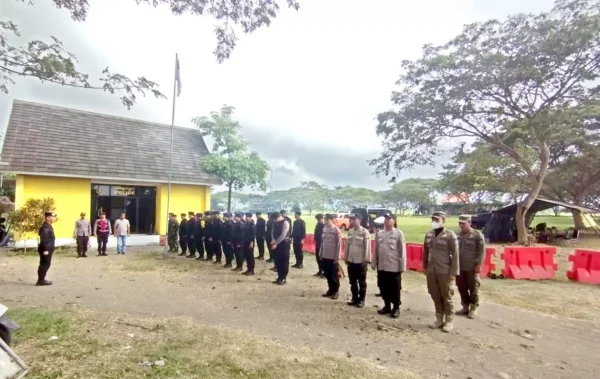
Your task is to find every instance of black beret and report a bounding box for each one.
[234,212,243,218]
[245,212,253,218]
[223,212,231,217]
[196,213,202,217]
[180,213,186,217]
[188,211,195,216]
[255,212,262,216]
[204,211,211,216]
[294,211,301,216]
[212,211,220,215]
[271,211,281,219]
[45,211,57,217]
[315,213,323,220]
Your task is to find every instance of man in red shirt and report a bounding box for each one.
[93,212,112,256]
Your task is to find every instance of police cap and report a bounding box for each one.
[315,213,323,220]
[223,212,231,218]
[255,212,262,216]
[271,211,281,220]
[212,211,220,216]
[204,211,211,216]
[196,213,202,218]
[324,213,335,220]
[169,213,176,217]
[280,209,287,215]
[295,211,301,216]
[243,212,251,218]
[431,211,446,219]
[180,213,186,217]
[383,212,396,220]
[45,211,57,218]
[458,214,472,224]
[188,211,195,216]
[234,212,243,218]
[349,213,363,220]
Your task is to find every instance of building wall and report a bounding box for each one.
[16,175,91,239]
[155,183,211,235]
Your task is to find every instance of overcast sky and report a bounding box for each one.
[1,0,554,191]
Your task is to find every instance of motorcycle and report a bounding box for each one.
[0,303,29,378]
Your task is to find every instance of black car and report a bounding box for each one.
[349,207,392,233]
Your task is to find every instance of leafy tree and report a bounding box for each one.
[371,0,600,243]
[298,181,327,214]
[211,191,248,212]
[2,0,300,108]
[11,197,55,251]
[195,106,269,212]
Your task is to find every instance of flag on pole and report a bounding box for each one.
[175,54,182,97]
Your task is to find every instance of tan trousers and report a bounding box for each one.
[426,271,454,316]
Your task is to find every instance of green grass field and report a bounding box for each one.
[297,214,574,243]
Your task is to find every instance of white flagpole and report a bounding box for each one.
[163,53,178,258]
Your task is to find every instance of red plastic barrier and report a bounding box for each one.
[406,243,424,272]
[567,249,600,284]
[303,234,316,254]
[501,246,558,280]
[480,247,497,278]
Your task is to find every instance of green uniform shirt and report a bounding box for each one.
[457,229,485,271]
[422,228,459,276]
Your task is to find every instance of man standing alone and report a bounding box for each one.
[94,212,111,256]
[345,213,371,308]
[270,211,290,285]
[255,212,266,260]
[455,215,485,319]
[36,211,56,286]
[372,213,406,318]
[423,211,459,333]
[313,214,325,277]
[74,212,91,258]
[114,213,130,255]
[291,211,306,269]
[320,214,342,299]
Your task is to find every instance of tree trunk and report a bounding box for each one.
[571,209,587,230]
[227,185,232,213]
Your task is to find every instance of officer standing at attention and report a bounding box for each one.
[265,212,275,263]
[232,212,246,271]
[202,211,211,257]
[73,212,91,258]
[320,214,342,299]
[37,211,57,286]
[168,213,179,253]
[313,214,325,278]
[291,211,306,269]
[211,211,224,264]
[255,212,266,260]
[178,213,188,256]
[186,212,198,259]
[270,211,291,285]
[456,215,485,319]
[194,213,205,260]
[345,213,371,308]
[220,212,235,268]
[423,211,459,333]
[372,213,406,318]
[281,210,292,238]
[242,212,256,275]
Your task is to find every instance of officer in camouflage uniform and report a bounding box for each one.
[422,211,459,333]
[167,213,179,252]
[456,215,485,319]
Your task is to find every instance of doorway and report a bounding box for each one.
[91,184,156,234]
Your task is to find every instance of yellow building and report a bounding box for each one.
[1,100,220,243]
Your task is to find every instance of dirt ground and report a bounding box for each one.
[1,248,600,379]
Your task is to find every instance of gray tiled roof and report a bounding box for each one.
[0,100,221,186]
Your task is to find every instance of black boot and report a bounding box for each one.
[378,303,392,315]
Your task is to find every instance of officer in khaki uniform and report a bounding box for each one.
[344,213,371,308]
[319,214,342,299]
[422,211,459,332]
[372,213,406,318]
[456,215,485,319]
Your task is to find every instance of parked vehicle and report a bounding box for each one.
[349,207,392,233]
[333,213,350,231]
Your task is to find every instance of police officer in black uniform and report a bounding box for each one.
[194,213,205,260]
[270,211,291,285]
[212,211,223,264]
[232,212,246,271]
[265,212,275,263]
[291,211,306,269]
[242,212,256,275]
[255,212,266,260]
[178,213,188,256]
[204,211,215,260]
[202,211,211,257]
[281,210,292,238]
[186,211,197,258]
[314,213,325,277]
[36,211,56,286]
[220,212,235,268]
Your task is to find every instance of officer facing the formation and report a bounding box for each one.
[313,214,325,278]
[186,212,198,259]
[73,212,91,258]
[265,212,275,263]
[423,211,459,333]
[345,213,371,308]
[242,212,256,275]
[232,212,246,271]
[202,211,211,257]
[168,213,179,253]
[220,213,235,268]
[211,211,223,264]
[194,213,205,260]
[270,211,291,285]
[281,210,292,238]
[178,213,188,256]
[456,215,485,319]
[37,211,57,286]
[255,212,266,260]
[291,211,306,269]
[320,214,342,299]
[372,213,406,318]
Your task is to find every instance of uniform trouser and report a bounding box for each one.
[426,270,454,317]
[196,238,205,259]
[206,238,214,259]
[214,241,223,261]
[234,245,244,268]
[76,236,89,255]
[293,238,303,265]
[274,240,290,281]
[315,240,323,273]
[179,235,188,254]
[97,232,109,253]
[348,263,368,301]
[188,238,197,256]
[378,271,401,309]
[243,243,255,271]
[266,237,273,259]
[204,239,211,258]
[222,243,234,264]
[456,270,480,306]
[168,233,179,251]
[321,259,340,294]
[37,248,53,282]
[256,236,265,258]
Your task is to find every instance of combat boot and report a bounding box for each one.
[455,303,469,316]
[467,304,478,319]
[429,313,444,329]
[442,315,453,333]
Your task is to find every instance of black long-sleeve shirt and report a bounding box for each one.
[179,219,188,236]
[213,218,223,241]
[38,222,55,252]
[193,219,203,240]
[243,220,256,243]
[314,222,325,242]
[292,219,306,239]
[220,220,234,243]
[266,219,274,242]
[256,217,266,238]
[233,221,246,246]
[187,218,198,240]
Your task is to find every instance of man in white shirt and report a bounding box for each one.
[113,213,130,255]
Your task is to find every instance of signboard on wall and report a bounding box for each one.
[110,186,135,196]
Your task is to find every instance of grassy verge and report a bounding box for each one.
[9,306,420,379]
